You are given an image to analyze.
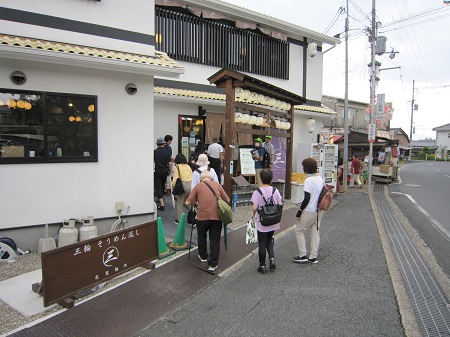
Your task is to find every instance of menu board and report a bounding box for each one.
[239,148,256,175]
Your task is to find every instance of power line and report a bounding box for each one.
[323,7,345,34]
[381,5,450,28]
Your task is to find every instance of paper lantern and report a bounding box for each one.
[249,115,257,125]
[16,100,25,109]
[7,99,16,108]
[235,87,244,99]
[241,113,250,124]
[242,90,251,100]
[235,112,242,123]
[306,118,315,133]
[257,94,265,104]
[250,92,258,103]
[255,117,264,126]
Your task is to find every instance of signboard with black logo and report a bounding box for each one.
[40,221,158,307]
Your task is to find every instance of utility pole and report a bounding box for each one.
[409,80,415,161]
[343,0,349,192]
[368,0,377,194]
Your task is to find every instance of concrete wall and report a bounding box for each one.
[0,0,155,55]
[0,62,156,228]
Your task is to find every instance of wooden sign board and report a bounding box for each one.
[40,221,158,307]
[239,148,256,175]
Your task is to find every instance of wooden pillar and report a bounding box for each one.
[223,78,235,198]
[285,105,295,200]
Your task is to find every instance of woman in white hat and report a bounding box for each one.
[190,153,219,191]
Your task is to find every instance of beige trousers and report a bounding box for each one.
[255,168,262,187]
[295,210,322,259]
[176,181,192,221]
[350,173,362,187]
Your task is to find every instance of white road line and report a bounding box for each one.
[400,193,450,240]
[445,175,450,179]
[404,184,421,187]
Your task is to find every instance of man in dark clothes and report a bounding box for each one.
[154,137,172,211]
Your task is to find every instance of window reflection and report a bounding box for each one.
[0,90,97,163]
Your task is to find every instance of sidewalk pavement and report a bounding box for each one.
[138,192,404,337]
[8,191,405,337]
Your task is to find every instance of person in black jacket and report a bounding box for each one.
[154,137,172,211]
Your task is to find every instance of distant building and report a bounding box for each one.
[432,123,450,157]
[411,139,437,156]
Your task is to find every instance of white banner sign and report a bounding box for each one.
[368,123,376,142]
[376,93,385,120]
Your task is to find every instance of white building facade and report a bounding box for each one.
[0,0,338,249]
[0,0,184,249]
[432,123,450,157]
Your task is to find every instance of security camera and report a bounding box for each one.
[10,71,27,85]
[125,83,137,95]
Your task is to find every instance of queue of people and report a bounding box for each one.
[155,135,324,274]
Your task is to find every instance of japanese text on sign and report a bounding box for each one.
[368,124,376,142]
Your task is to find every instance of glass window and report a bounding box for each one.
[0,89,97,163]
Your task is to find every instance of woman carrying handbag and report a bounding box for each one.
[172,154,193,225]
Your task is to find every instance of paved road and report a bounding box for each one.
[388,161,450,278]
[138,193,404,337]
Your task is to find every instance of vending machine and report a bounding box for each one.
[311,143,338,191]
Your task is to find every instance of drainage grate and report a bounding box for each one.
[374,183,450,336]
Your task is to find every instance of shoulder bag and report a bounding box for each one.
[204,182,233,226]
[172,165,185,195]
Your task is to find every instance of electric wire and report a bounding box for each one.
[322,7,345,34]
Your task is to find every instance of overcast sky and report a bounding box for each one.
[222,0,450,140]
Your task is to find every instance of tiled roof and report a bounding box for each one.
[432,123,450,131]
[0,34,183,70]
[154,86,226,101]
[155,86,337,115]
[295,104,337,115]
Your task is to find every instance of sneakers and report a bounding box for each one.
[269,258,276,270]
[198,254,207,263]
[359,185,363,189]
[208,265,218,272]
[257,266,267,274]
[157,205,165,211]
[293,255,308,263]
[174,220,179,225]
[308,258,318,264]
